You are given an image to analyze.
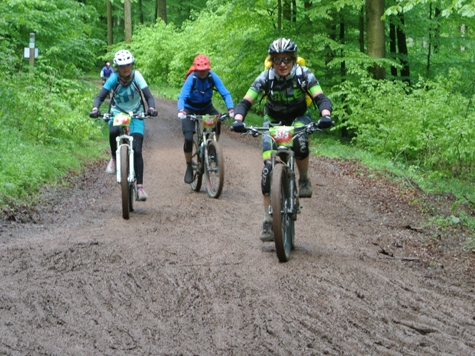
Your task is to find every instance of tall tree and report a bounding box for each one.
[124,0,132,43]
[107,0,113,45]
[366,0,386,79]
[157,0,167,23]
[138,0,144,24]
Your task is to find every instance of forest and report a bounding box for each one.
[1,0,475,236]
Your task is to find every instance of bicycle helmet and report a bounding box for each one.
[268,38,298,55]
[113,50,134,66]
[193,54,211,70]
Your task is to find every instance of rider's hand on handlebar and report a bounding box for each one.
[228,109,234,119]
[148,107,158,117]
[231,120,246,133]
[178,110,186,120]
[89,108,100,118]
[316,115,334,129]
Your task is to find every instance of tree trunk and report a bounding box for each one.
[389,22,397,77]
[124,0,132,43]
[359,6,364,53]
[277,0,282,30]
[366,0,385,79]
[397,14,410,82]
[107,0,113,46]
[283,0,290,21]
[157,0,167,23]
[340,20,346,79]
[138,0,144,24]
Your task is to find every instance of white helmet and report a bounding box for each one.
[113,50,134,66]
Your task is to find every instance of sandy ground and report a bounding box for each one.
[1,97,474,355]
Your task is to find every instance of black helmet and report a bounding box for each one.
[268,38,298,55]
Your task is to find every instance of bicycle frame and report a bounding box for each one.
[240,121,321,262]
[270,146,298,218]
[97,111,149,219]
[188,113,229,198]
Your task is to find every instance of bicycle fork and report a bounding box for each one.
[115,136,135,184]
[270,153,301,220]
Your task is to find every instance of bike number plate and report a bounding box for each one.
[113,112,132,126]
[269,126,294,147]
[202,115,217,130]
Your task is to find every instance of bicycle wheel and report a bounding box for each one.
[271,164,294,262]
[128,181,135,213]
[120,145,130,220]
[205,140,224,199]
[190,136,203,192]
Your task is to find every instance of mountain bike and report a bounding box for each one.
[97,112,150,219]
[239,121,321,262]
[188,113,229,199]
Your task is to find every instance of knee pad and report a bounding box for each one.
[293,134,309,159]
[261,161,272,195]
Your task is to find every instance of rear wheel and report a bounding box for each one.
[271,164,294,262]
[205,140,224,199]
[190,136,203,192]
[120,145,130,220]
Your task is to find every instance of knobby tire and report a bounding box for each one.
[205,140,224,199]
[271,164,294,262]
[191,136,203,192]
[120,145,130,220]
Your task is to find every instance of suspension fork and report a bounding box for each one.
[272,149,297,214]
[115,136,134,184]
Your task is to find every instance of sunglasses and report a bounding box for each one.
[272,57,294,65]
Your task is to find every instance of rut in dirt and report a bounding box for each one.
[0,98,474,355]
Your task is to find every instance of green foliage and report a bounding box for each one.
[332,68,475,178]
[1,0,102,74]
[0,70,107,206]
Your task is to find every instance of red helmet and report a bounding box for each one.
[193,54,211,70]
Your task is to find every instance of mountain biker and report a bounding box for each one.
[100,61,114,85]
[177,54,234,184]
[230,38,334,242]
[90,49,158,201]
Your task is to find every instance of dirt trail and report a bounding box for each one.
[1,98,474,355]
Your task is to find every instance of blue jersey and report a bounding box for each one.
[101,66,114,79]
[177,70,234,112]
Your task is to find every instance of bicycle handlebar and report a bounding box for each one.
[92,112,153,122]
[186,113,230,122]
[238,121,322,137]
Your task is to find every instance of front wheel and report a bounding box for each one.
[128,181,135,213]
[120,145,130,219]
[205,140,224,199]
[190,136,203,192]
[271,164,294,262]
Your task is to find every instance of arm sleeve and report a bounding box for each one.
[314,93,332,114]
[92,87,110,109]
[211,72,234,109]
[234,99,252,120]
[177,76,193,111]
[142,87,156,109]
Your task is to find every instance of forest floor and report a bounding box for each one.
[0,97,474,355]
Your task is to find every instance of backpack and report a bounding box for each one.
[109,72,146,113]
[263,55,315,109]
[184,65,216,93]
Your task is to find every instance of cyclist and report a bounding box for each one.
[177,54,234,184]
[90,49,158,201]
[100,61,114,85]
[231,38,334,241]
